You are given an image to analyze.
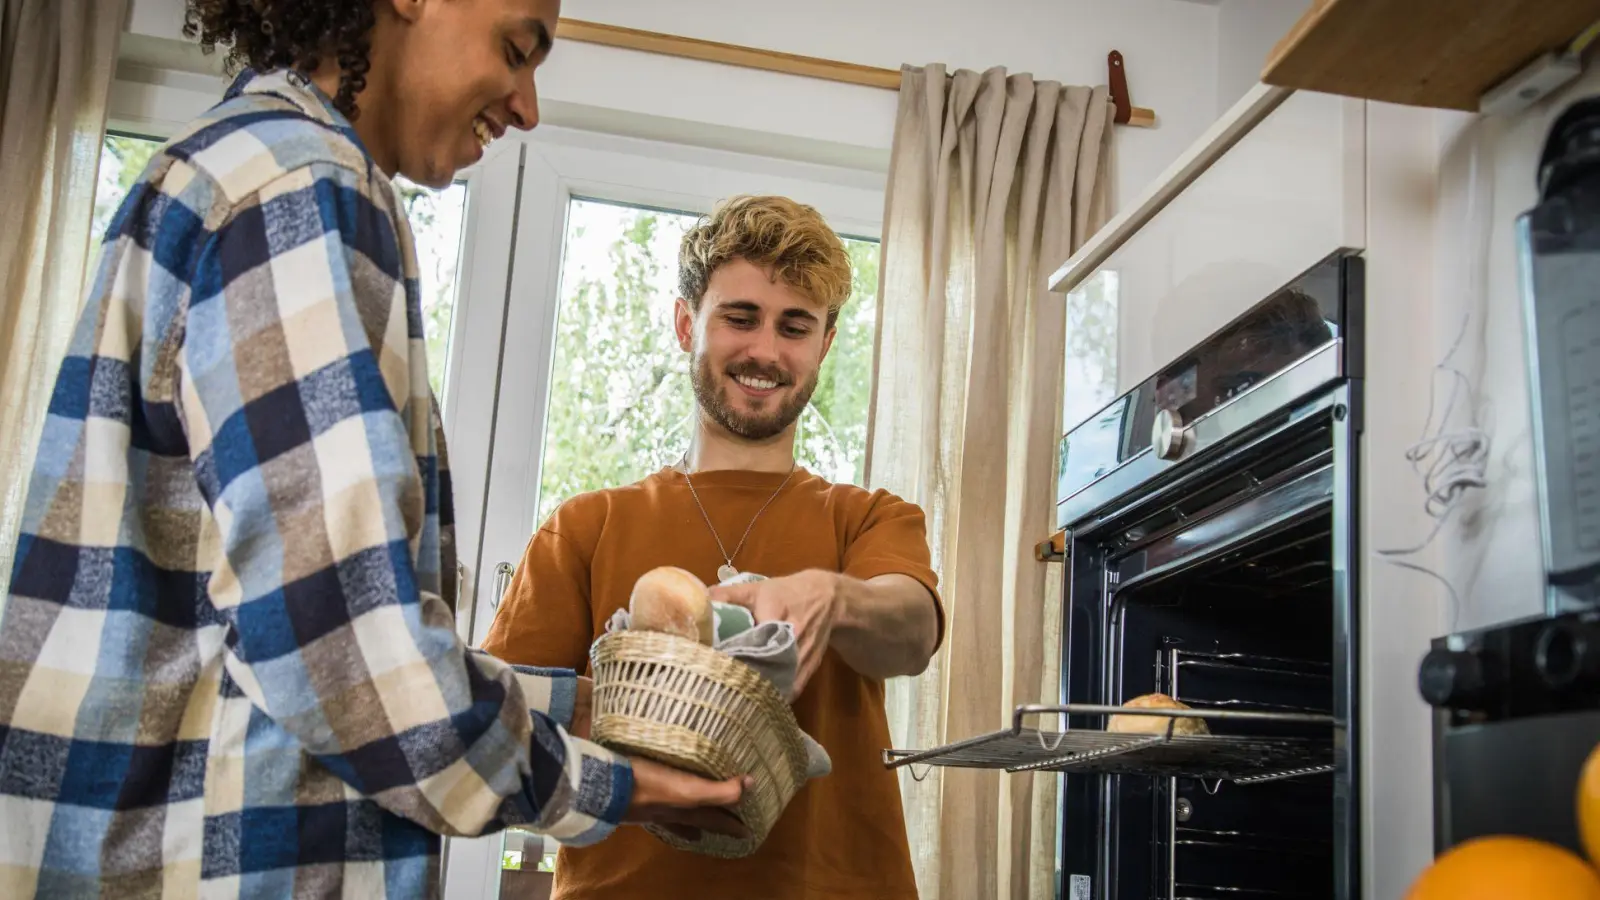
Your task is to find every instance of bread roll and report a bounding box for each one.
[1106,693,1210,736]
[629,567,715,645]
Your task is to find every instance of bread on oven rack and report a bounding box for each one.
[1106,693,1211,736]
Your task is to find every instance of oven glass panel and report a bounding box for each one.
[1155,286,1340,427]
[1059,395,1134,501]
[1057,254,1351,507]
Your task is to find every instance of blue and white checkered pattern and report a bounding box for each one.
[0,69,631,899]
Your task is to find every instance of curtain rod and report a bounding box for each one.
[555,18,1158,128]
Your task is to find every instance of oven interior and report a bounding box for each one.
[1109,512,1336,900]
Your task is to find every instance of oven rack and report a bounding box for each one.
[1173,885,1325,900]
[1174,826,1332,856]
[882,704,1336,785]
[1164,648,1334,716]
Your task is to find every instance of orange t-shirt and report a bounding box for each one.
[481,466,943,900]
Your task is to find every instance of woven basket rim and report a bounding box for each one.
[589,630,808,765]
[588,628,812,858]
[596,630,798,705]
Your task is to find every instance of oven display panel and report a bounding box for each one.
[1057,258,1349,507]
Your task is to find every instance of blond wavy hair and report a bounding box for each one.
[678,195,854,330]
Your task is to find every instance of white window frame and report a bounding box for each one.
[444,127,884,900]
[104,73,887,640]
[466,125,885,648]
[106,65,224,139]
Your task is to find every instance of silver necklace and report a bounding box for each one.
[681,460,797,582]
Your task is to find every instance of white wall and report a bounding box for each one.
[1214,0,1309,111]
[1361,99,1454,900]
[120,0,1221,209]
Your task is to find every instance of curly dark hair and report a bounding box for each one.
[183,1,376,120]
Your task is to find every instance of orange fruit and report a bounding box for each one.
[1581,741,1600,867]
[1405,836,1600,899]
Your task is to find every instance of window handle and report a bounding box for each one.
[455,562,472,615]
[493,562,515,610]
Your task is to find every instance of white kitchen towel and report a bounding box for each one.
[602,606,832,779]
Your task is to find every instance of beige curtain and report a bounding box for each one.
[868,64,1112,900]
[0,0,127,582]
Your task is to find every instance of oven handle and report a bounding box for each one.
[1034,529,1070,562]
[1113,462,1333,597]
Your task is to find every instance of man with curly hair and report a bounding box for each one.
[0,1,749,897]
[483,195,943,900]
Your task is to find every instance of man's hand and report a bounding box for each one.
[711,570,841,697]
[713,570,940,695]
[623,757,753,839]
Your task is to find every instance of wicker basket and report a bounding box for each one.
[589,629,810,858]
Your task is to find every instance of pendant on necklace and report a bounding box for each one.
[717,563,739,583]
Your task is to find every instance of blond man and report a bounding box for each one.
[483,195,943,899]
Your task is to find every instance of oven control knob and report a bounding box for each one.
[1152,408,1187,461]
[1418,647,1489,710]
[1535,621,1600,690]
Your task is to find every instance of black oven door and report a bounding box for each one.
[1058,387,1360,900]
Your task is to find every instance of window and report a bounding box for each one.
[92,134,163,241]
[393,181,469,402]
[448,131,886,898]
[534,197,880,524]
[498,833,555,873]
[90,134,468,407]
[1062,268,1119,432]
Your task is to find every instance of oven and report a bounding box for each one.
[881,251,1364,899]
[1054,250,1363,900]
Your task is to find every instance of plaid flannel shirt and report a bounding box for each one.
[0,70,631,899]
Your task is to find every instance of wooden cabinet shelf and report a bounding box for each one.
[1263,0,1600,111]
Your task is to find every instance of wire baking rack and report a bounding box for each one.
[882,704,1336,785]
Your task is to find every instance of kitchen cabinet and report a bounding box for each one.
[1059,86,1365,395]
[1262,0,1600,112]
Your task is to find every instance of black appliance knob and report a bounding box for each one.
[1418,647,1488,710]
[1535,620,1600,690]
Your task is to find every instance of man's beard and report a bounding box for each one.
[691,353,817,441]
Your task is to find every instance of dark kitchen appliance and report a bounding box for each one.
[1516,95,1600,614]
[885,250,1364,900]
[1421,610,1600,857]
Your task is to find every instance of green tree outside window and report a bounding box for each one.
[535,199,880,526]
